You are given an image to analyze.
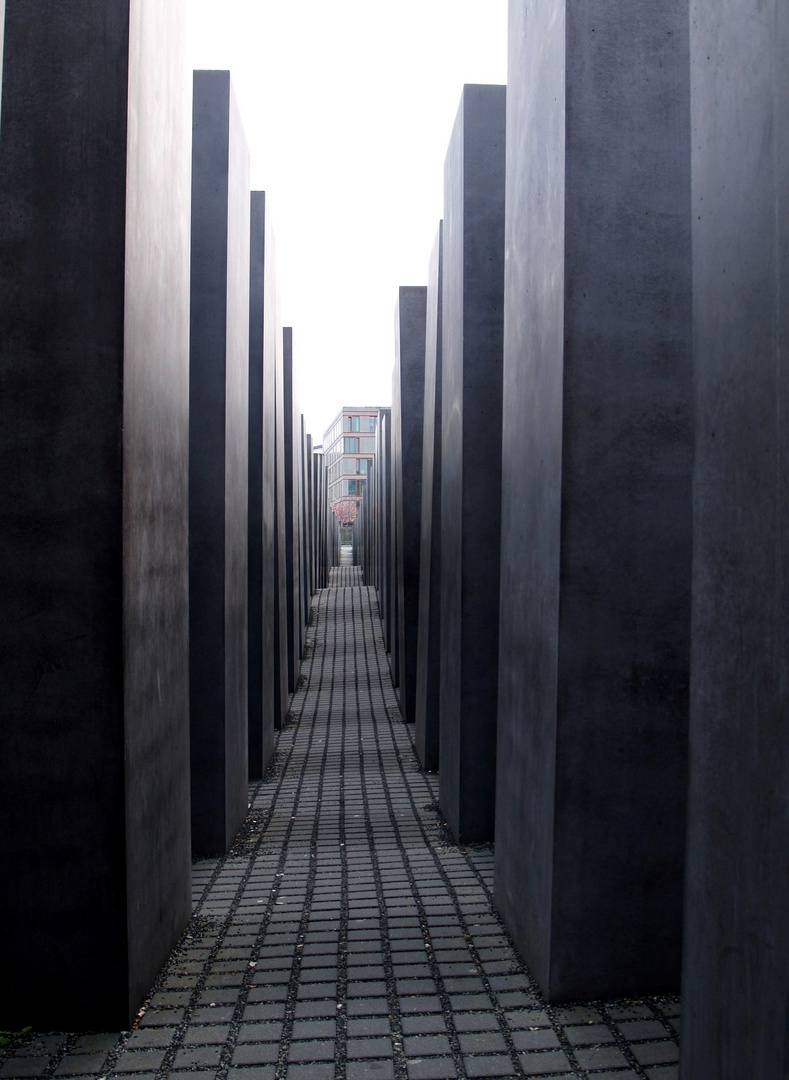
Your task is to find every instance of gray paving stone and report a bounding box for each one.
[465,1055,518,1078]
[286,1067,333,1080]
[226,1069,276,1080]
[616,1019,672,1042]
[563,1023,613,1046]
[346,1061,396,1080]
[510,1028,560,1052]
[631,1041,680,1066]
[232,1042,280,1065]
[101,1050,163,1075]
[406,1058,458,1079]
[0,1060,54,1079]
[11,578,684,1080]
[573,1045,629,1070]
[402,1034,452,1056]
[171,1044,224,1069]
[287,1039,335,1062]
[400,1015,447,1036]
[517,1050,574,1076]
[458,1032,508,1055]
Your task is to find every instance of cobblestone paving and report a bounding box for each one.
[0,569,680,1080]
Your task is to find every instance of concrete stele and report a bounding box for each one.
[495,0,693,1001]
[248,190,277,771]
[393,285,428,725]
[680,1,789,1075]
[415,223,444,771]
[0,0,191,1028]
[189,69,250,857]
[439,84,506,844]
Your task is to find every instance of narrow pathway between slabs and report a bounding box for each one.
[0,569,680,1080]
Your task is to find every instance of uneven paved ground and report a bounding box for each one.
[0,570,680,1080]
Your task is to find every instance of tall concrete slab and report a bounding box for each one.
[415,224,444,771]
[389,399,401,687]
[300,416,310,628]
[439,85,506,844]
[248,191,277,773]
[495,0,692,1002]
[377,408,394,653]
[312,448,327,591]
[680,3,789,1076]
[0,0,191,1029]
[0,1,5,120]
[273,291,289,730]
[189,70,250,855]
[283,328,298,693]
[393,286,427,725]
[305,433,314,601]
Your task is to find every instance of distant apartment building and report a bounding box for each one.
[324,406,380,507]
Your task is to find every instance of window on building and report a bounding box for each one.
[357,458,370,474]
[347,479,366,496]
[346,415,360,431]
[368,417,377,432]
[343,437,360,453]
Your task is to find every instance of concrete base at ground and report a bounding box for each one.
[680,3,789,1076]
[439,85,506,844]
[495,0,692,1002]
[189,70,250,856]
[0,0,191,1029]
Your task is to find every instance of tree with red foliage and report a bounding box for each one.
[331,498,358,526]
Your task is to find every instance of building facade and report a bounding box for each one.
[324,406,380,507]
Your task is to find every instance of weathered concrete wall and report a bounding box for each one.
[273,268,289,730]
[0,1,5,120]
[680,2,789,1075]
[415,224,443,771]
[378,408,394,654]
[439,85,506,844]
[283,328,298,693]
[250,192,280,751]
[248,191,276,773]
[189,70,250,856]
[495,0,692,1001]
[394,286,427,725]
[0,0,191,1029]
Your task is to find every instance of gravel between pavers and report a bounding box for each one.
[0,569,680,1080]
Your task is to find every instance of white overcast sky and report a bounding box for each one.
[185,0,507,443]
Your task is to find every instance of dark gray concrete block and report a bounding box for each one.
[248,191,277,772]
[378,408,394,653]
[283,328,298,693]
[495,0,692,1002]
[415,223,443,771]
[273,289,289,730]
[189,70,250,855]
[389,396,400,687]
[312,448,327,590]
[680,4,789,1076]
[305,432,314,600]
[0,3,5,122]
[299,415,310,628]
[393,286,427,725]
[0,0,191,1029]
[439,85,506,845]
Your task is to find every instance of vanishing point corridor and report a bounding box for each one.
[0,571,681,1080]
